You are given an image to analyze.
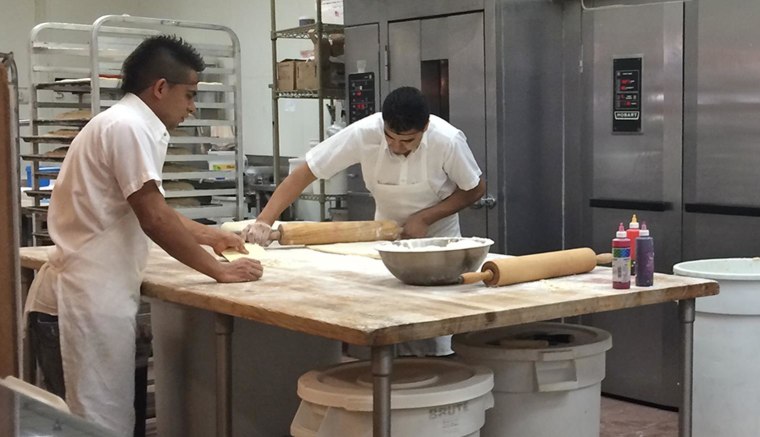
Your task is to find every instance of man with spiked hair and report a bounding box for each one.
[24,35,261,435]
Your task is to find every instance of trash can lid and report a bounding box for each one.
[297,358,493,411]
[674,258,760,281]
[453,322,612,362]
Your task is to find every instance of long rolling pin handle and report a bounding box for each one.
[269,229,281,244]
[596,252,613,265]
[459,270,494,285]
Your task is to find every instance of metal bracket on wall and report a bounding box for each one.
[384,44,390,81]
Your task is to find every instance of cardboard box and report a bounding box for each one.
[276,59,303,91]
[296,60,345,90]
[296,60,319,90]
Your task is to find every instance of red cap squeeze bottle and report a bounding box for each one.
[612,222,631,289]
[627,214,640,275]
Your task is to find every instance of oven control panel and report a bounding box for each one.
[613,57,642,133]
[348,72,375,123]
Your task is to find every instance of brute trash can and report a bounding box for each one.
[674,258,760,437]
[291,358,494,437]
[453,322,612,437]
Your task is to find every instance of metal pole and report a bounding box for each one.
[371,345,393,437]
[679,299,695,437]
[215,314,233,437]
[270,0,282,186]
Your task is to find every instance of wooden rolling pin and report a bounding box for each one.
[459,247,613,286]
[270,220,401,245]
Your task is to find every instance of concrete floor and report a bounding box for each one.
[600,396,678,437]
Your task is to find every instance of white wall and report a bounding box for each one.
[1,0,328,159]
[134,0,324,159]
[0,0,37,125]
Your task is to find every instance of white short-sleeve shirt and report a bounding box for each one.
[30,93,169,314]
[305,113,481,199]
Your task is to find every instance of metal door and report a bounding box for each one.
[581,2,684,407]
[683,0,760,260]
[388,13,490,238]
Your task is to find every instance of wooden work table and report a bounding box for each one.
[18,245,718,437]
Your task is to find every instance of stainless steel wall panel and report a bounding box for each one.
[496,0,565,254]
[581,1,684,408]
[562,0,587,250]
[690,0,760,207]
[345,0,485,26]
[683,213,760,260]
[588,4,683,202]
[387,21,421,91]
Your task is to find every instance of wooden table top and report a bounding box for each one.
[19,245,718,346]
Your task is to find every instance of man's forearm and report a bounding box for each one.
[175,210,216,245]
[143,206,223,280]
[258,164,317,224]
[415,179,486,225]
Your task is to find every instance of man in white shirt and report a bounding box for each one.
[25,35,262,435]
[244,86,485,356]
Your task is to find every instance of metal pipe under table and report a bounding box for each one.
[679,298,695,437]
[372,345,394,437]
[215,314,233,437]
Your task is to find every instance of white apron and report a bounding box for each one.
[369,143,460,356]
[25,212,148,436]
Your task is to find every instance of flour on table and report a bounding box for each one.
[307,242,382,259]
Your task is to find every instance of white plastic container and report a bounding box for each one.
[673,258,760,437]
[310,171,347,196]
[453,323,612,437]
[291,358,494,437]
[207,150,235,171]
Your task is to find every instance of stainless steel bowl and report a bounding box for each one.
[375,237,494,285]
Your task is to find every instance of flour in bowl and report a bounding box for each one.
[376,237,493,252]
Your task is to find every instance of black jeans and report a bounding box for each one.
[27,311,150,437]
[27,312,66,398]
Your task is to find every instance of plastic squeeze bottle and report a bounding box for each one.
[635,222,654,287]
[627,214,640,275]
[612,223,631,289]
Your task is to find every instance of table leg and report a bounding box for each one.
[371,345,393,437]
[215,314,233,437]
[679,298,695,437]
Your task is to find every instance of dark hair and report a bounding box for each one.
[120,35,205,94]
[381,86,430,132]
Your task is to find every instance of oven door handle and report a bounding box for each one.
[589,198,671,212]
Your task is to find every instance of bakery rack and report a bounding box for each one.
[23,16,246,245]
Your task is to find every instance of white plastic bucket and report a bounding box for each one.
[674,258,760,437]
[453,323,612,437]
[291,358,494,437]
[310,170,347,195]
[207,150,235,171]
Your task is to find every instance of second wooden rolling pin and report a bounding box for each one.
[459,247,613,286]
[270,220,401,245]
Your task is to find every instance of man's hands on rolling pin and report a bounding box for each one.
[243,220,274,247]
[401,212,430,239]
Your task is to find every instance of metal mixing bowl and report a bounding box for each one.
[375,237,494,285]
